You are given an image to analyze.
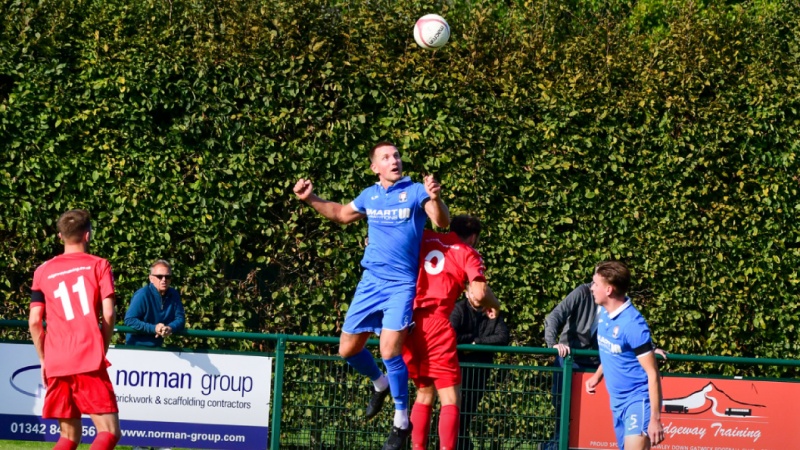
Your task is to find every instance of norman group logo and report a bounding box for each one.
[10,364,44,398]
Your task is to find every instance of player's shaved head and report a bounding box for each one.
[369,141,397,162]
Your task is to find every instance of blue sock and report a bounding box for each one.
[383,355,409,410]
[344,348,383,381]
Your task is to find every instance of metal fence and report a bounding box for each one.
[276,353,559,450]
[266,334,565,450]
[2,320,799,450]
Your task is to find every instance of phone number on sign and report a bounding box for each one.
[9,421,96,437]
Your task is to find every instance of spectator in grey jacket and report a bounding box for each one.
[545,283,600,368]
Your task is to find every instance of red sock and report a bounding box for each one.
[89,431,119,450]
[53,437,79,450]
[438,404,460,450]
[410,402,432,449]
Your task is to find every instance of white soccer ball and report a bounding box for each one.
[413,14,450,50]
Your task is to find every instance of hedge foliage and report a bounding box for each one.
[1,0,799,375]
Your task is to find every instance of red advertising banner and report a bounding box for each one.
[570,373,799,450]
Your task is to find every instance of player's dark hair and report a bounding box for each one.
[369,141,397,161]
[594,261,631,296]
[451,215,481,241]
[57,209,91,244]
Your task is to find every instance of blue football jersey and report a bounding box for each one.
[351,176,430,282]
[596,300,653,407]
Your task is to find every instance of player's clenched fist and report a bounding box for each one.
[423,174,441,200]
[293,178,314,201]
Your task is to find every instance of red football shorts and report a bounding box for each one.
[402,310,461,390]
[43,369,119,419]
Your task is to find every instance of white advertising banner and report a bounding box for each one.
[0,342,272,449]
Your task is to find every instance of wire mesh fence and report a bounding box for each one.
[277,343,561,450]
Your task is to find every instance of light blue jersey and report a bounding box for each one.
[350,176,430,282]
[596,300,653,408]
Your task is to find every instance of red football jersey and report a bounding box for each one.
[414,229,486,317]
[31,253,115,377]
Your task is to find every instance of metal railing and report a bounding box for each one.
[2,319,799,450]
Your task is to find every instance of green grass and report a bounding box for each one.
[0,442,191,449]
[0,442,86,449]
[0,443,90,449]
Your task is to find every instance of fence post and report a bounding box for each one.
[270,334,287,450]
[558,356,573,450]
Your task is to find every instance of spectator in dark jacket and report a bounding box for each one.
[124,259,185,347]
[450,297,510,450]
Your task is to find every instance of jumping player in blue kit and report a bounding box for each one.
[585,261,665,450]
[293,141,449,450]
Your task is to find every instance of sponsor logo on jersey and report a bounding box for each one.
[423,249,446,275]
[424,238,460,249]
[598,335,622,354]
[46,266,92,280]
[366,208,411,220]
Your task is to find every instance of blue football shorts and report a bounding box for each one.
[612,394,651,450]
[342,270,415,335]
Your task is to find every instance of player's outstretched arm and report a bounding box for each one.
[423,175,450,228]
[293,178,364,224]
[100,295,116,354]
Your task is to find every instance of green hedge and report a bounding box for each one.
[1,0,798,375]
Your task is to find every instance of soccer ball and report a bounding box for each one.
[413,14,450,50]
